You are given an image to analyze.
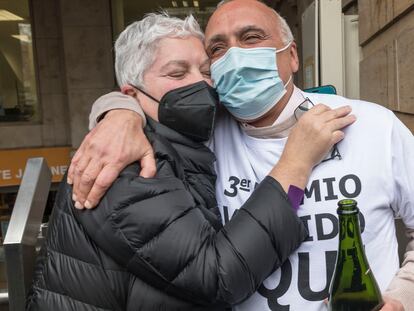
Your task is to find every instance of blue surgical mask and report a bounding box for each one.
[211,44,292,121]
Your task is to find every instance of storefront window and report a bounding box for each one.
[0,0,39,123]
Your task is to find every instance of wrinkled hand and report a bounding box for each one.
[380,297,404,311]
[273,104,356,190]
[68,109,156,209]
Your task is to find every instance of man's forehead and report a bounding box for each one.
[205,1,278,40]
[206,24,266,43]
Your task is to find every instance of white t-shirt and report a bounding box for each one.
[209,90,414,311]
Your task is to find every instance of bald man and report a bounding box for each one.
[68,1,411,310]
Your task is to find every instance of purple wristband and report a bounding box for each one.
[287,185,304,212]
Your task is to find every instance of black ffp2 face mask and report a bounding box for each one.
[132,81,218,142]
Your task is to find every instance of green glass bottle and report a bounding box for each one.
[328,199,383,311]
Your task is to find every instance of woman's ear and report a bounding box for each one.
[121,85,137,96]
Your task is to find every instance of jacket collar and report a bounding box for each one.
[145,117,216,177]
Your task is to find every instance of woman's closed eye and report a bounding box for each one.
[160,60,190,79]
[167,71,187,79]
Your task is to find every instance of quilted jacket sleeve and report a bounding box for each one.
[75,164,307,306]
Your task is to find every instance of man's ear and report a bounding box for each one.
[121,85,137,96]
[289,41,300,74]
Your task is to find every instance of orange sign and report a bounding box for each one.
[0,147,72,187]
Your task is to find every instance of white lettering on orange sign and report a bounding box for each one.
[50,165,68,176]
[0,170,12,180]
[1,166,68,182]
[15,169,23,179]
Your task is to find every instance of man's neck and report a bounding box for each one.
[247,84,295,128]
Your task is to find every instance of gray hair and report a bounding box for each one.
[216,0,294,45]
[115,13,204,88]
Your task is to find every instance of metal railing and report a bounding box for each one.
[3,158,51,311]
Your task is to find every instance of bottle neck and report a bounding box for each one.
[329,200,384,310]
[337,212,367,264]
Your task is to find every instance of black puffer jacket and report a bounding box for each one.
[27,119,307,311]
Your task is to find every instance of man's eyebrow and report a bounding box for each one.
[160,60,189,71]
[236,25,267,37]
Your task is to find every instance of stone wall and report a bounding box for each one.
[359,0,414,131]
[59,0,115,147]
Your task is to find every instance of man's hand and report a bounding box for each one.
[271,104,356,191]
[287,104,355,169]
[68,109,156,209]
[380,296,404,311]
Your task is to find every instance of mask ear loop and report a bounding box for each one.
[284,75,293,88]
[275,42,293,88]
[275,41,293,54]
[128,83,160,103]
